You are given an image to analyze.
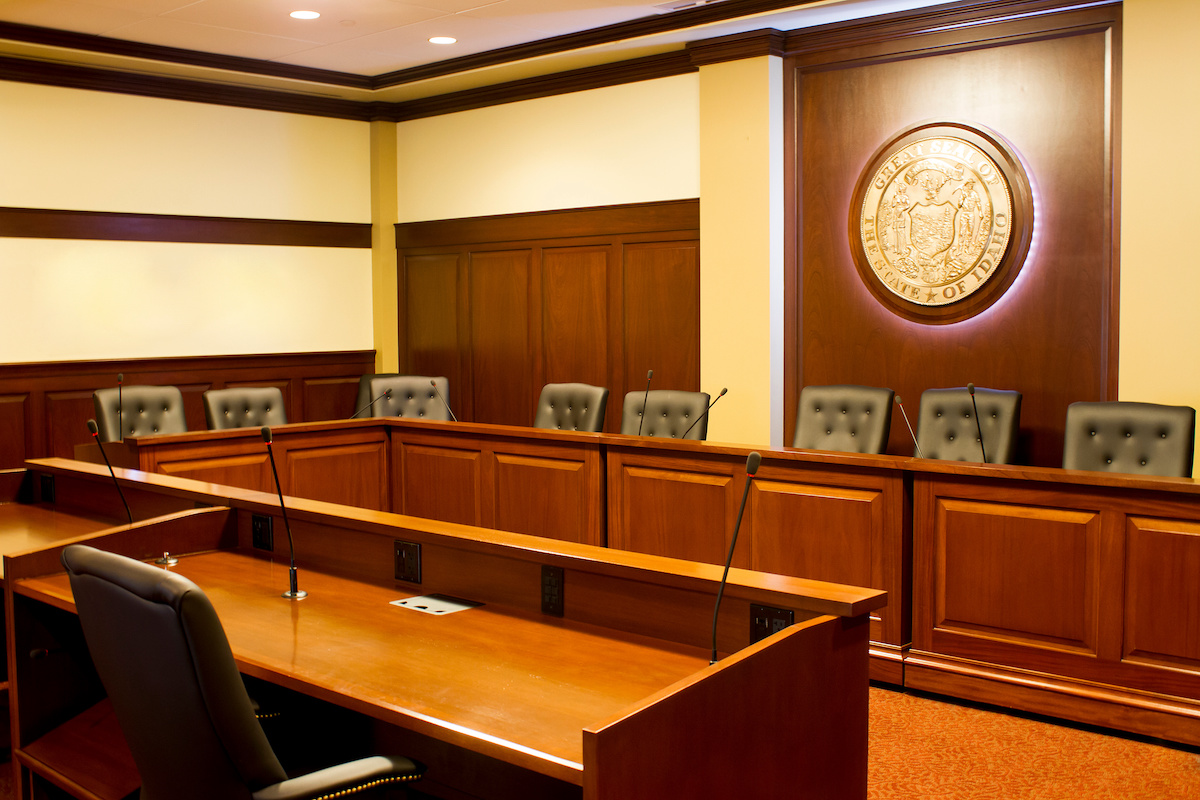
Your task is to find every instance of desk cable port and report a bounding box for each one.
[541,565,564,617]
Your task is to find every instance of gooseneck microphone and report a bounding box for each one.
[262,427,306,600]
[967,383,987,463]
[430,379,457,422]
[116,373,124,441]
[895,395,922,458]
[87,419,132,525]
[637,369,654,436]
[349,388,391,419]
[682,387,728,439]
[710,451,762,664]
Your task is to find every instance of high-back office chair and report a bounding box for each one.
[367,376,452,420]
[1062,400,1196,477]
[915,386,1022,464]
[62,544,424,800]
[203,387,287,430]
[353,373,399,417]
[92,385,188,443]
[621,390,711,440]
[792,385,894,454]
[533,383,609,432]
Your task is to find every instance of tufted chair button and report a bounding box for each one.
[1140,459,1147,466]
[1161,431,1169,438]
[1106,457,1112,464]
[826,429,832,435]
[1124,430,1132,438]
[1089,430,1097,436]
[948,434,955,441]
[936,411,942,417]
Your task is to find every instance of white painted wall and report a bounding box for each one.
[395,75,701,222]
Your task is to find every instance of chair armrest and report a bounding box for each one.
[252,755,424,800]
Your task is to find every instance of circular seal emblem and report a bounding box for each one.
[850,122,1033,323]
[860,137,1011,306]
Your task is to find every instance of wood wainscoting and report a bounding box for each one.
[0,350,375,469]
[396,200,700,431]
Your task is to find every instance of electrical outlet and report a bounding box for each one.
[395,541,421,583]
[750,604,794,645]
[541,565,564,617]
[39,473,55,504]
[251,514,273,551]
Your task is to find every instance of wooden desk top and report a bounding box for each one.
[0,503,119,581]
[19,548,710,785]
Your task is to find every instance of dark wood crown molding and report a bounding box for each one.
[687,29,787,66]
[0,208,371,248]
[384,51,695,122]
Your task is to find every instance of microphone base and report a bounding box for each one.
[154,554,178,566]
[282,589,308,600]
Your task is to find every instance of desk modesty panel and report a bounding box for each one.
[908,459,1200,747]
[5,458,885,800]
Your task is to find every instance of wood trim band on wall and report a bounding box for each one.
[395,199,700,249]
[0,207,372,248]
[0,350,374,382]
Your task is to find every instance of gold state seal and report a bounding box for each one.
[859,137,1013,307]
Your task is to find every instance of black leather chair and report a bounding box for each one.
[92,385,188,442]
[915,386,1022,464]
[62,544,424,800]
[367,376,452,420]
[204,387,287,430]
[620,389,710,440]
[1062,401,1196,477]
[792,385,894,454]
[533,383,609,432]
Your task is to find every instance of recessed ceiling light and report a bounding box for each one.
[429,36,457,45]
[290,11,320,20]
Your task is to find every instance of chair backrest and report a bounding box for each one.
[621,390,711,440]
[916,386,1022,464]
[533,383,609,432]
[353,373,400,417]
[1062,401,1196,477]
[792,385,894,454]
[368,376,452,420]
[92,385,188,442]
[203,387,287,430]
[63,544,286,800]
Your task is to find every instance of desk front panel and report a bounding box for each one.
[911,473,1200,744]
[606,443,910,680]
[389,425,604,546]
[131,426,390,510]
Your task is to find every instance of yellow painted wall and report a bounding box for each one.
[0,80,374,363]
[1120,0,1200,415]
[395,75,700,222]
[698,56,783,448]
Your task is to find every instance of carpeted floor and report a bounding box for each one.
[3,688,1198,799]
[869,686,1200,799]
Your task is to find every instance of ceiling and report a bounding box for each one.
[0,0,958,101]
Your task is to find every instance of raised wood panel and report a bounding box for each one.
[287,439,388,511]
[788,16,1116,465]
[156,452,273,491]
[0,394,30,465]
[492,453,592,544]
[302,377,361,422]
[470,250,533,426]
[622,241,700,395]
[611,465,734,565]
[45,390,99,460]
[403,253,464,412]
[541,246,610,390]
[750,481,878,591]
[1124,517,1200,670]
[934,498,1100,653]
[398,443,483,527]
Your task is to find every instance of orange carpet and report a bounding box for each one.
[869,686,1200,799]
